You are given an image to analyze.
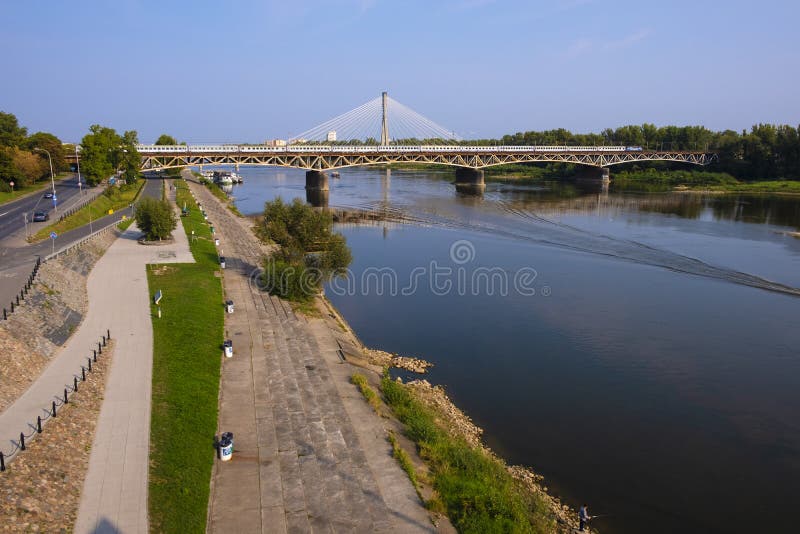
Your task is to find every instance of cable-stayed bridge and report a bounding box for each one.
[131,92,716,190]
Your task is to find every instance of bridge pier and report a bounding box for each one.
[576,165,610,182]
[454,167,485,193]
[305,170,329,191]
[306,188,329,208]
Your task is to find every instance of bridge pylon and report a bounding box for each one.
[380,91,389,146]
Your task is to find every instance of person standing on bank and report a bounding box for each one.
[579,504,591,531]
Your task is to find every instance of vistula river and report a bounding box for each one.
[225,165,800,534]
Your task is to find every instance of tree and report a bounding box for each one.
[121,130,141,183]
[155,134,178,145]
[135,197,177,240]
[80,124,121,186]
[0,112,27,147]
[257,197,352,301]
[26,132,65,171]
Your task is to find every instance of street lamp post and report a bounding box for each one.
[34,147,58,213]
[75,145,83,196]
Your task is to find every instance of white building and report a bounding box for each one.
[326,130,337,142]
[264,139,287,147]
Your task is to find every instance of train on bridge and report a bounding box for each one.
[136,144,645,154]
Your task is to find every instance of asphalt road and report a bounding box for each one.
[0,174,98,242]
[0,177,163,308]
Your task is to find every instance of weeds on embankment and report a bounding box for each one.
[376,372,558,534]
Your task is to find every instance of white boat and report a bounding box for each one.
[213,171,234,185]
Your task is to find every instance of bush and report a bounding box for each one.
[136,197,177,240]
[256,197,352,301]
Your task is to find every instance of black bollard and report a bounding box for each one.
[1,451,4,471]
[102,335,106,347]
[107,329,111,340]
[15,295,19,306]
[64,388,68,404]
[93,349,97,362]
[88,357,92,371]
[74,377,78,392]
[10,302,14,313]
[37,416,42,433]
[3,308,6,320]
[52,401,57,417]
[81,367,86,381]
[98,343,102,355]
[20,432,25,451]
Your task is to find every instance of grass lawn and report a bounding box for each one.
[147,179,223,533]
[30,179,145,241]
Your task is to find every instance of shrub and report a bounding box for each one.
[136,197,177,240]
[257,197,352,301]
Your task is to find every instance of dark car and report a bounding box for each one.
[33,211,49,222]
[43,192,53,199]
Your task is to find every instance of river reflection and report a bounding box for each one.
[227,166,800,534]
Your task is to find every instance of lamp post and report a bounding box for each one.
[75,145,83,196]
[34,147,58,213]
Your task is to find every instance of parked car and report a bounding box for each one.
[33,211,49,222]
[43,192,53,199]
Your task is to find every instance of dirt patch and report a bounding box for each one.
[0,343,113,533]
[150,265,177,276]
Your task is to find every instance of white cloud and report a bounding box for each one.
[604,28,652,50]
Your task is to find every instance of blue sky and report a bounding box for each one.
[2,0,798,143]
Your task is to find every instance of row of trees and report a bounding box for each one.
[496,123,800,181]
[0,112,68,192]
[324,123,800,181]
[0,110,147,191]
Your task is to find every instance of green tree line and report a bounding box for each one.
[0,111,68,192]
[1,110,143,191]
[395,124,800,181]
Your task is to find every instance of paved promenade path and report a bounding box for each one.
[73,180,193,534]
[189,175,434,533]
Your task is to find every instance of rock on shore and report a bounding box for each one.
[363,348,434,373]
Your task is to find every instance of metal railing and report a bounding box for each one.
[0,330,112,473]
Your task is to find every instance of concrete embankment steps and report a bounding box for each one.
[193,175,429,533]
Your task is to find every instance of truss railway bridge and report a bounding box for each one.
[71,92,717,201]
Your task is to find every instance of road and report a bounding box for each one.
[0,177,163,308]
[0,174,95,243]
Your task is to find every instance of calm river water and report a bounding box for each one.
[228,166,800,534]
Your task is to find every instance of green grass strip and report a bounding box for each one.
[350,373,381,412]
[31,179,145,241]
[380,373,557,534]
[147,179,223,533]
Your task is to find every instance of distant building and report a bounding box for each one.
[264,139,287,147]
[327,130,337,142]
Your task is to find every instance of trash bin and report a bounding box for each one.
[215,238,220,246]
[223,339,233,358]
[225,300,234,314]
[219,432,233,461]
[219,256,226,269]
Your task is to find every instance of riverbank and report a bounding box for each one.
[326,306,590,533]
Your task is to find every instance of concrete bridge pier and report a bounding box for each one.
[577,165,610,182]
[454,167,485,194]
[305,170,329,191]
[306,188,329,208]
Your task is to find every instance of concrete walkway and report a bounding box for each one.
[190,176,434,533]
[73,184,193,533]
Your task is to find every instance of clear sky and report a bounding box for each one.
[2,0,799,143]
